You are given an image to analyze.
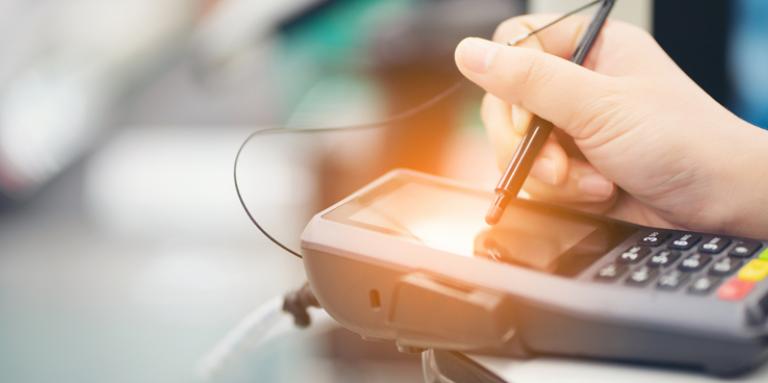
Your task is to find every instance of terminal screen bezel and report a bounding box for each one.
[324,174,636,277]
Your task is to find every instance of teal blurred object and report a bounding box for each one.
[270,0,520,124]
[273,0,416,110]
[279,0,416,65]
[730,0,768,129]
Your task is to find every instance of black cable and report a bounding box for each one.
[234,0,611,260]
[507,0,602,45]
[233,80,465,259]
[197,282,324,379]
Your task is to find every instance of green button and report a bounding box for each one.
[760,248,768,260]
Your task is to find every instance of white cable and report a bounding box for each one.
[196,295,287,381]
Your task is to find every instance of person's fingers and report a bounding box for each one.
[481,94,516,161]
[510,104,533,136]
[482,94,569,185]
[456,37,618,138]
[526,139,569,186]
[522,159,616,203]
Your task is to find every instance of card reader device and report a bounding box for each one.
[300,170,768,375]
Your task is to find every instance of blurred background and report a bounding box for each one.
[0,0,765,382]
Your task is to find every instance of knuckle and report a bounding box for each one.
[480,93,495,117]
[519,52,550,97]
[496,135,522,169]
[511,104,533,134]
[606,19,655,44]
[492,49,549,105]
[480,94,504,126]
[571,80,628,143]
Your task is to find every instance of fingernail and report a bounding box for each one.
[457,38,500,73]
[530,158,558,185]
[578,174,614,198]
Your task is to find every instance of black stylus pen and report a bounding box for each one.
[485,0,616,225]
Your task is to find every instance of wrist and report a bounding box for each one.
[717,123,768,238]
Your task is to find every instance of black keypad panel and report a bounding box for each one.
[699,237,731,254]
[687,276,721,295]
[657,270,689,291]
[617,246,652,264]
[678,253,712,272]
[729,241,762,258]
[639,231,671,247]
[709,257,743,277]
[625,266,658,287]
[669,233,701,250]
[594,263,627,282]
[646,250,681,268]
[589,231,766,299]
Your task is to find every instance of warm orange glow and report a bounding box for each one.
[338,179,599,273]
[347,182,490,257]
[407,217,488,258]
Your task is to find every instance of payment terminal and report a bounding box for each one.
[300,169,768,375]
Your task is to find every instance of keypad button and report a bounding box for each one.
[639,231,671,247]
[617,246,652,264]
[657,270,689,291]
[699,237,731,254]
[687,276,721,295]
[678,253,712,272]
[729,241,762,258]
[717,279,755,301]
[594,263,627,282]
[646,250,681,268]
[625,266,658,287]
[737,259,768,282]
[668,233,701,250]
[709,257,743,277]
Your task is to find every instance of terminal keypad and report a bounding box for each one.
[647,250,680,268]
[709,257,742,277]
[591,230,768,301]
[594,263,628,282]
[656,270,688,291]
[669,234,701,250]
[730,241,762,258]
[625,266,658,287]
[678,253,712,272]
[699,237,731,254]
[617,246,651,264]
[639,231,670,247]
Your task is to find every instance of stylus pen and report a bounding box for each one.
[485,0,616,225]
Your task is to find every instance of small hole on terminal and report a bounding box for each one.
[369,289,381,310]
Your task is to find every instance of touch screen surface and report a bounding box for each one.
[325,176,633,276]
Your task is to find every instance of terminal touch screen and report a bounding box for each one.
[324,176,634,276]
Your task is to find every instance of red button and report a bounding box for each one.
[717,279,755,301]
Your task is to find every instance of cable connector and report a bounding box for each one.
[282,282,320,328]
[197,282,324,379]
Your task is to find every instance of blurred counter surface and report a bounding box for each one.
[0,0,513,382]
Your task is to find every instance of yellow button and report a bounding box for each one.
[759,248,768,261]
[738,259,768,282]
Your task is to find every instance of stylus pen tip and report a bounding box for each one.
[485,194,508,225]
[485,208,502,225]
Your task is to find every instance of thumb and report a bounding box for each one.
[455,37,615,139]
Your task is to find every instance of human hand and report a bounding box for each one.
[454,14,768,238]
